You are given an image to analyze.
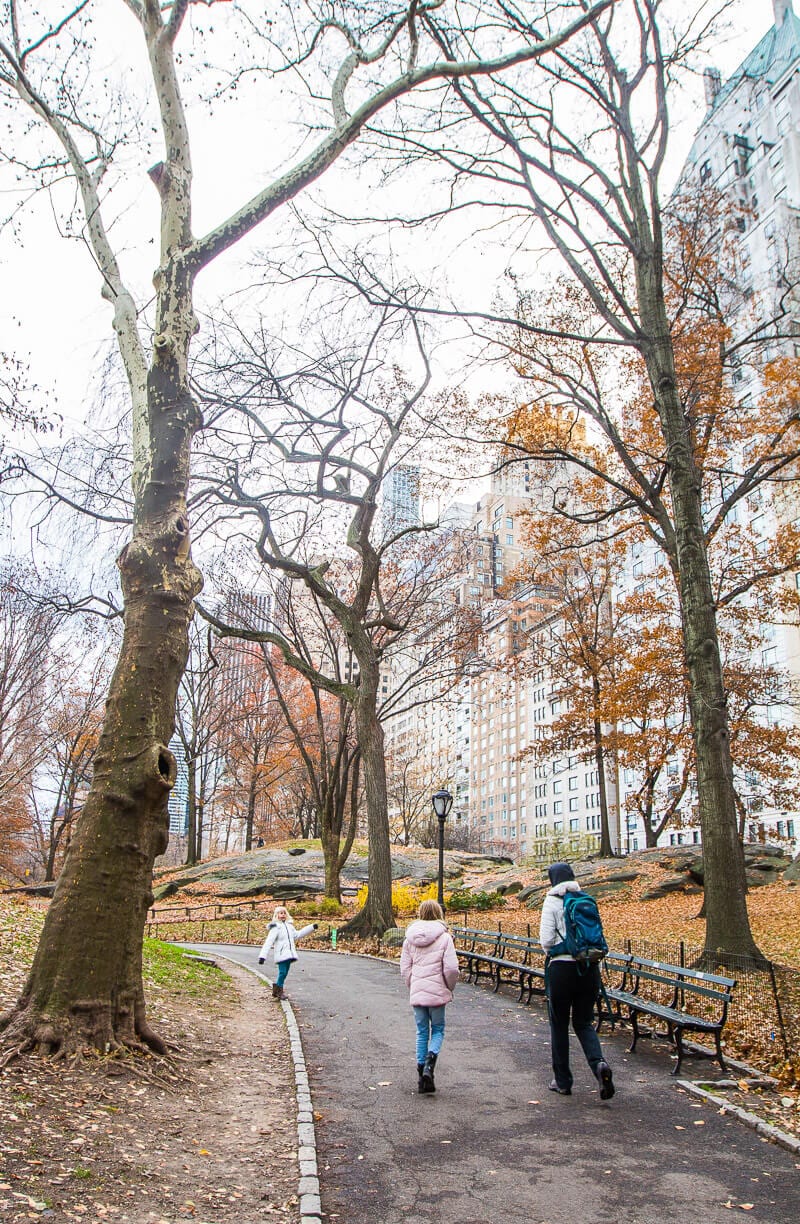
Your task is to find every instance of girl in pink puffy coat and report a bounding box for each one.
[400,899,460,1094]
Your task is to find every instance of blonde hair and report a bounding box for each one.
[418,899,444,922]
[272,905,291,922]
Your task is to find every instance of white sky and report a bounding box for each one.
[0,1,781,463]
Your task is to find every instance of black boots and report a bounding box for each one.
[417,1063,426,1093]
[272,983,283,999]
[596,1061,615,1100]
[421,1052,437,1094]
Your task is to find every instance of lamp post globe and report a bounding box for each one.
[431,789,453,908]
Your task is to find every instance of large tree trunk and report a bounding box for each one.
[637,268,761,961]
[1,331,202,1055]
[322,814,343,902]
[341,669,394,937]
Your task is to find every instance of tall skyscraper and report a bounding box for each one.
[382,464,421,534]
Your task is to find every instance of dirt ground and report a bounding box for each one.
[0,962,298,1224]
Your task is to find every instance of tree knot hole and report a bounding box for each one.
[155,744,177,791]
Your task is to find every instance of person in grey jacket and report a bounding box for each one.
[258,905,317,999]
[539,862,614,1099]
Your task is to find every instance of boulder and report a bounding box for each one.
[153,879,184,901]
[641,873,702,901]
[743,843,785,859]
[745,868,781,889]
[148,845,508,905]
[589,878,635,901]
[494,879,524,896]
[519,885,548,905]
[268,882,320,900]
[784,855,800,883]
[8,882,56,898]
[657,850,702,876]
[381,927,406,948]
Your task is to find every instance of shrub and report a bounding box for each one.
[446,888,506,912]
[356,880,440,916]
[317,897,344,917]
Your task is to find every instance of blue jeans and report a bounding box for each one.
[413,1005,446,1064]
[276,959,293,988]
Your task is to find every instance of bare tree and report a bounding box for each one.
[27,650,111,882]
[172,619,232,865]
[256,595,362,903]
[359,0,776,959]
[0,562,67,879]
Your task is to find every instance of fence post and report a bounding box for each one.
[246,918,251,942]
[767,960,790,1060]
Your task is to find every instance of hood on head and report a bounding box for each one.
[548,861,575,887]
[405,919,448,947]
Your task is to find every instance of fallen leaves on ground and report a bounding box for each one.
[0,899,297,1223]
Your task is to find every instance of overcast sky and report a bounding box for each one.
[0,1,779,461]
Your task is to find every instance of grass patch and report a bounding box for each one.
[142,938,235,1002]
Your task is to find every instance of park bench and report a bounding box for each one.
[597,953,736,1076]
[452,926,546,1003]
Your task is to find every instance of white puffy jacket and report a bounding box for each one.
[259,919,315,963]
[539,879,582,962]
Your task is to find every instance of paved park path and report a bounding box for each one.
[203,945,800,1224]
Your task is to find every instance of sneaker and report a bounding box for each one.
[596,1061,615,1100]
[548,1079,571,1096]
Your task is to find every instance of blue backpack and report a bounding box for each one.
[551,891,608,966]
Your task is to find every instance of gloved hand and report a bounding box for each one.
[258,957,265,964]
[313,923,318,930]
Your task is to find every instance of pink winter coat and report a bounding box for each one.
[400,919,460,1007]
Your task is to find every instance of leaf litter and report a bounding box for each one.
[0,898,297,1223]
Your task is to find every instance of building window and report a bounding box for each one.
[553,801,563,815]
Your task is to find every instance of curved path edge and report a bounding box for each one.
[678,1079,800,1156]
[183,947,322,1224]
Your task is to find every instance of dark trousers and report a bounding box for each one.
[547,960,604,1090]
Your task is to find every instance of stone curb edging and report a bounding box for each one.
[677,1079,800,1157]
[195,951,322,1224]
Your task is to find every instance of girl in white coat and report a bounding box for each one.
[258,905,317,998]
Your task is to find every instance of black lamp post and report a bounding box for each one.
[432,789,453,908]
